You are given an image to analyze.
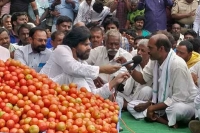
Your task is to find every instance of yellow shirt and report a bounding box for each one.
[187,51,200,68]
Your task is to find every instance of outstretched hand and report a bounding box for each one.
[100,65,121,74]
[109,72,130,90]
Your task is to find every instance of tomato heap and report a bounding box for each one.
[0,59,120,133]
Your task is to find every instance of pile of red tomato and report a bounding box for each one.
[0,59,119,133]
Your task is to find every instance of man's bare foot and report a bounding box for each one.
[134,101,151,112]
[171,124,178,129]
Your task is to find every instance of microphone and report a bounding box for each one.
[121,56,142,66]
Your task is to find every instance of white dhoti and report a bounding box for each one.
[166,102,195,126]
[116,86,152,110]
[128,101,195,126]
[195,92,200,120]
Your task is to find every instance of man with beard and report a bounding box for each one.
[133,15,151,37]
[171,23,184,45]
[40,26,127,97]
[14,27,52,72]
[90,26,104,49]
[12,24,32,49]
[86,29,132,87]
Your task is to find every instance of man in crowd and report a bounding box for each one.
[46,16,72,48]
[74,0,95,24]
[0,28,15,55]
[14,27,52,72]
[1,14,12,32]
[171,0,198,33]
[138,0,173,33]
[116,39,152,111]
[118,33,198,128]
[40,26,123,92]
[133,15,151,37]
[184,30,198,40]
[90,26,104,49]
[103,17,130,51]
[10,12,27,43]
[50,0,79,32]
[176,40,200,68]
[171,23,184,45]
[10,0,39,25]
[50,31,65,50]
[86,29,132,87]
[17,24,32,46]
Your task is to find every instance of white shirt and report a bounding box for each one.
[90,6,111,25]
[190,61,200,88]
[14,44,52,72]
[40,45,99,80]
[177,34,184,45]
[86,46,133,83]
[142,55,198,106]
[193,5,200,36]
[0,46,10,61]
[74,0,95,24]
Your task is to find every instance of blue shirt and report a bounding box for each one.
[46,38,53,48]
[138,0,173,33]
[53,0,79,23]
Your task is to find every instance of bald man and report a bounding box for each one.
[118,34,198,128]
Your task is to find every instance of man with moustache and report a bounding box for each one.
[118,34,198,128]
[133,15,151,37]
[90,26,104,49]
[86,29,132,87]
[40,26,126,96]
[14,27,52,72]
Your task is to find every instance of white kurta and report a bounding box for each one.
[0,46,10,61]
[190,61,200,88]
[40,45,100,80]
[193,5,200,36]
[86,46,132,83]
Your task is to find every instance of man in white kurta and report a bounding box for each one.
[86,29,132,85]
[127,34,198,127]
[40,26,127,99]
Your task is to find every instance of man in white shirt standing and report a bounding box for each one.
[74,0,95,24]
[14,27,52,72]
[86,29,132,87]
[120,33,198,128]
[0,45,10,62]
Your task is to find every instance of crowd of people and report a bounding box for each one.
[1,0,200,133]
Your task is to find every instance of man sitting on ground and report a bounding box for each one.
[117,33,198,128]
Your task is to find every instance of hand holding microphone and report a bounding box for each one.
[115,56,142,70]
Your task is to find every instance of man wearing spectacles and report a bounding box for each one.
[14,27,52,72]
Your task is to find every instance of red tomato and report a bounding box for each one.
[11,114,19,123]
[6,120,15,129]
[87,125,96,133]
[27,110,36,118]
[38,121,48,131]
[0,119,5,128]
[1,113,10,121]
[20,86,28,95]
